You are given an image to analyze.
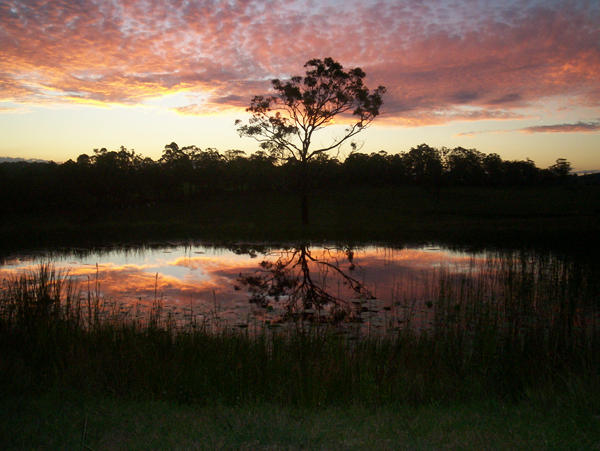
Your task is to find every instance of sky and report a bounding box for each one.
[0,0,599,170]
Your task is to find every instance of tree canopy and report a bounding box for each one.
[235,57,386,224]
[236,57,386,163]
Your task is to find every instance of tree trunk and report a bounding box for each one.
[301,191,309,225]
[300,159,309,225]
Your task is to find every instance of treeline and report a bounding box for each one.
[0,143,577,214]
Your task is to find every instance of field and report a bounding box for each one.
[3,393,599,449]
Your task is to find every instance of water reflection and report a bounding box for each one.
[1,243,597,334]
[0,243,488,329]
[238,243,374,323]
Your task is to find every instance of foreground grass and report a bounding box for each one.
[2,391,599,449]
[2,261,598,405]
[1,261,599,448]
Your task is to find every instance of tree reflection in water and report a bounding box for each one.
[238,243,375,323]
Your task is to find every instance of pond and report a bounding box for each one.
[1,242,598,335]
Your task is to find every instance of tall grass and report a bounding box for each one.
[0,259,598,407]
[388,252,600,398]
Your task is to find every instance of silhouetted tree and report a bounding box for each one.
[444,147,485,185]
[1,142,576,216]
[236,57,385,224]
[76,154,91,167]
[482,153,504,186]
[404,143,443,187]
[193,147,225,193]
[343,151,392,186]
[159,142,197,199]
[503,158,539,185]
[548,158,572,179]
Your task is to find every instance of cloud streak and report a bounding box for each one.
[521,121,600,133]
[0,0,598,126]
[459,120,600,136]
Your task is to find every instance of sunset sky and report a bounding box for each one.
[1,0,599,170]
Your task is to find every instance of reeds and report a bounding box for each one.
[0,257,598,407]
[387,251,600,398]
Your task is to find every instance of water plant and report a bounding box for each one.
[0,258,598,407]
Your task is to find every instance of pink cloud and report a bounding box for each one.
[0,0,598,124]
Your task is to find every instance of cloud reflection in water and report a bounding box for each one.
[0,244,487,328]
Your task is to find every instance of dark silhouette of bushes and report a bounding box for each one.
[0,142,580,215]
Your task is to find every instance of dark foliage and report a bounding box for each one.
[0,143,579,215]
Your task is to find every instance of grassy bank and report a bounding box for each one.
[1,256,598,447]
[2,185,599,252]
[2,392,599,449]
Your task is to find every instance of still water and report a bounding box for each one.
[0,242,596,333]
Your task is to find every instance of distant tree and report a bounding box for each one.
[86,146,143,206]
[76,153,91,167]
[249,150,276,164]
[223,150,248,191]
[482,153,504,185]
[192,147,225,192]
[236,57,385,224]
[92,146,141,170]
[548,158,572,179]
[223,149,247,162]
[403,143,443,187]
[444,147,485,185]
[388,152,411,185]
[343,150,390,186]
[503,158,540,185]
[160,142,185,165]
[246,150,278,191]
[159,142,194,199]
